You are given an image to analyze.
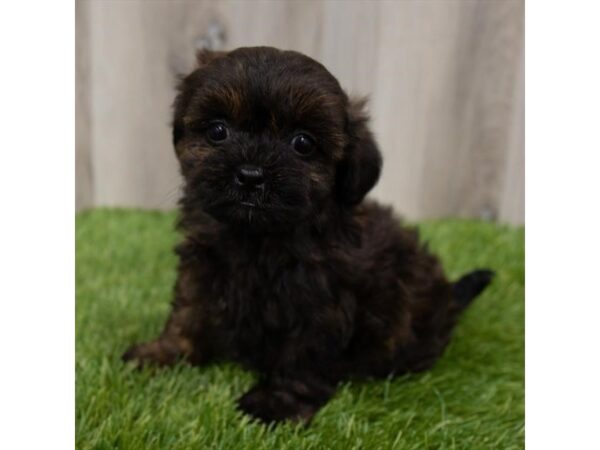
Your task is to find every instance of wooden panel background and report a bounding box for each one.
[76,0,524,224]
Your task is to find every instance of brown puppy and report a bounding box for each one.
[123,47,494,424]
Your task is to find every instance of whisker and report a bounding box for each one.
[158,178,184,208]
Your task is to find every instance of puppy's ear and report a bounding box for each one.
[172,49,227,148]
[195,48,227,68]
[335,98,382,206]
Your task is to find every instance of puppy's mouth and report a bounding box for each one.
[197,171,310,230]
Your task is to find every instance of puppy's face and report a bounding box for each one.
[173,47,381,231]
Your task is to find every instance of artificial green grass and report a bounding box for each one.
[76,209,524,450]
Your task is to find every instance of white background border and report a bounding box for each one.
[527,0,600,448]
[0,1,74,449]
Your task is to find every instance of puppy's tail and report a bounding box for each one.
[452,269,495,311]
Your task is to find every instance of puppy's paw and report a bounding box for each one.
[121,340,179,368]
[237,384,318,425]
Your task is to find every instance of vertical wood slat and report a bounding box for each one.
[75,0,93,210]
[499,33,525,224]
[76,0,524,224]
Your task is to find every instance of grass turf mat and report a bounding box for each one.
[76,209,524,449]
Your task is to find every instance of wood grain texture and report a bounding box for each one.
[75,0,94,210]
[76,0,524,224]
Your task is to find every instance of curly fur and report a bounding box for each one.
[123,46,494,424]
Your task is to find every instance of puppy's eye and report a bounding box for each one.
[206,122,228,143]
[291,133,316,156]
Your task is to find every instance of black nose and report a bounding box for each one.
[235,165,265,188]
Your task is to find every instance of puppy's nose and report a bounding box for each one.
[235,164,265,188]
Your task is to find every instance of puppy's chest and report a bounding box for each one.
[209,242,333,334]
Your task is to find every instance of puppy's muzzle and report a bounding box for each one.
[235,164,265,190]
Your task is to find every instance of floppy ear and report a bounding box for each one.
[172,49,227,147]
[335,98,382,206]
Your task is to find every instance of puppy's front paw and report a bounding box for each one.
[122,340,178,368]
[237,384,318,425]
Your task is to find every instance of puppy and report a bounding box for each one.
[123,46,494,424]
